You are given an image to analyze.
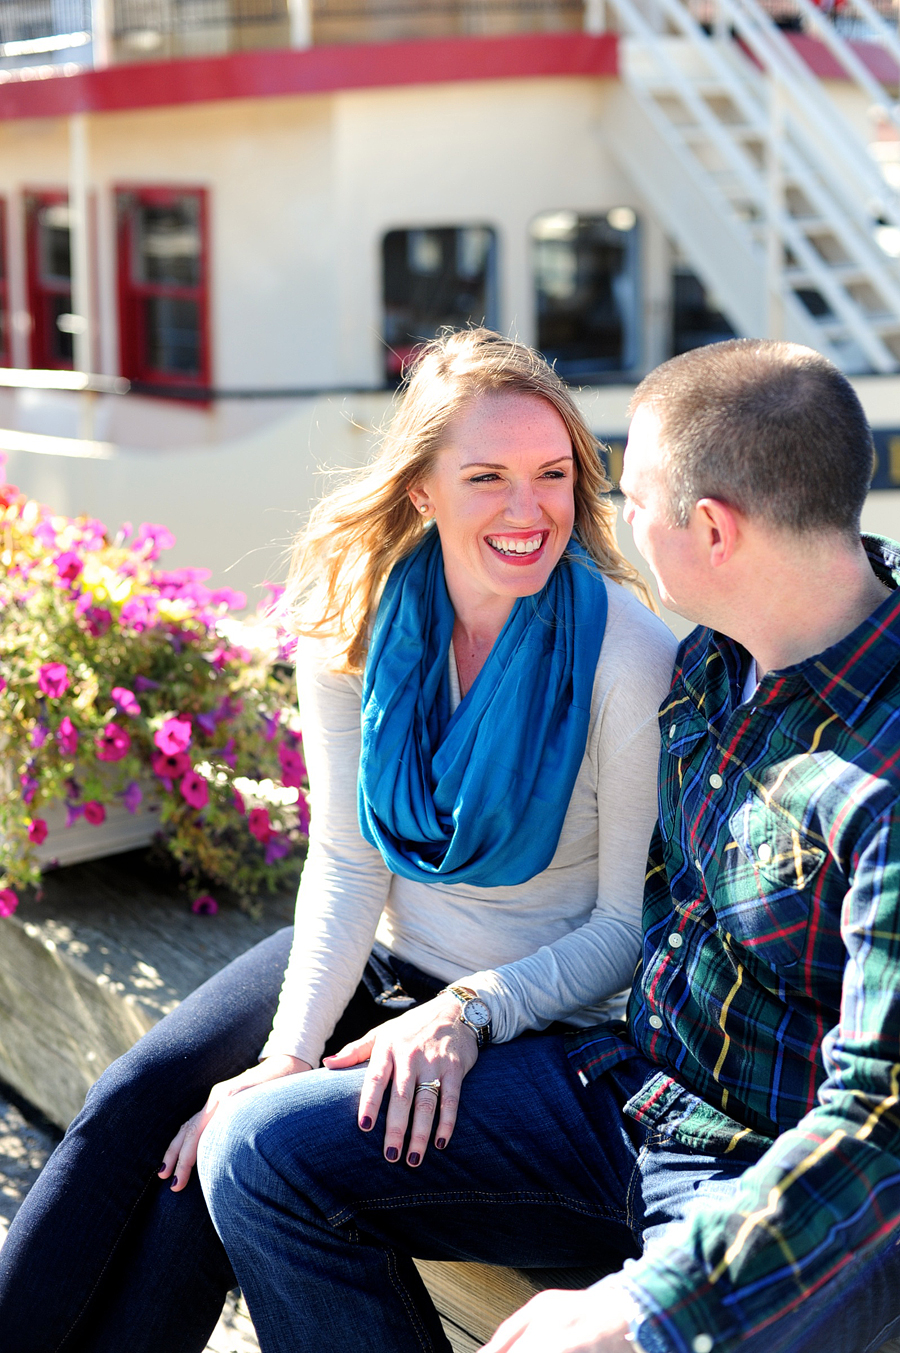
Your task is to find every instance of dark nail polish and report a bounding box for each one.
[172,1176,179,1188]
[360,1115,372,1131]
[436,1138,447,1150]
[385,1147,399,1162]
[408,1152,420,1166]
[158,1163,167,1174]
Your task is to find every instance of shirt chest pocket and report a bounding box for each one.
[720,795,827,972]
[659,705,710,842]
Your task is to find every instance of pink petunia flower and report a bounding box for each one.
[96,723,131,762]
[191,894,218,915]
[120,596,157,631]
[83,801,106,826]
[0,888,19,917]
[152,750,191,781]
[154,716,192,755]
[78,603,112,637]
[180,770,209,811]
[248,807,272,844]
[111,687,141,717]
[20,773,38,806]
[232,789,246,816]
[0,676,7,694]
[38,663,69,699]
[278,743,306,789]
[53,551,82,585]
[134,523,176,561]
[57,716,79,755]
[122,781,143,815]
[28,819,48,845]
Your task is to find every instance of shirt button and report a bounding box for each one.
[708,773,723,790]
[648,1015,663,1029]
[668,933,683,948]
[668,724,677,739]
[693,1338,714,1353]
[694,857,703,873]
[757,842,772,862]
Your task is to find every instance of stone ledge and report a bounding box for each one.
[0,850,295,1129]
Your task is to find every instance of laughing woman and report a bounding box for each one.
[0,329,676,1353]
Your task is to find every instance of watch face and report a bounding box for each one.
[463,999,491,1029]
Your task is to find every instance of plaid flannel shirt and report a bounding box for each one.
[566,536,900,1353]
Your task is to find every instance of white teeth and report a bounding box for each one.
[487,535,544,556]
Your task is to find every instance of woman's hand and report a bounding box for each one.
[323,993,480,1167]
[159,1052,311,1192]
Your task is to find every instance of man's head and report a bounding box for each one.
[626,338,874,539]
[620,340,875,627]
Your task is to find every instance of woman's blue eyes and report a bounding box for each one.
[467,470,567,485]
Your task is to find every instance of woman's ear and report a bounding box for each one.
[408,486,432,518]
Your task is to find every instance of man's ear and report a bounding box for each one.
[694,498,739,568]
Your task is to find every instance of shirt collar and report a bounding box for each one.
[677,535,900,730]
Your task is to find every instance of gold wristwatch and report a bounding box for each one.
[442,985,493,1048]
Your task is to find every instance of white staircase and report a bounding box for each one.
[598,0,900,372]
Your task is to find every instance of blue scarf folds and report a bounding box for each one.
[358,529,608,887]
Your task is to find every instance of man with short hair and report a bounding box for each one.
[204,339,900,1353]
[482,338,900,1353]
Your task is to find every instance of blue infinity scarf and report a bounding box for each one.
[358,528,608,886]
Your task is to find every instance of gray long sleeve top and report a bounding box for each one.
[262,577,678,1067]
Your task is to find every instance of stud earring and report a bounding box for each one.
[419,504,429,515]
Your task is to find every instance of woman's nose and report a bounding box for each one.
[503,483,541,524]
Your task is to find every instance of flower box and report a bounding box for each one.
[31,793,160,870]
[0,466,309,916]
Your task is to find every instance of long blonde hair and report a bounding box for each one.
[286,328,653,672]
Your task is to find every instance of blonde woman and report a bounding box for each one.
[0,330,676,1353]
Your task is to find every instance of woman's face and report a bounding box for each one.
[410,392,576,617]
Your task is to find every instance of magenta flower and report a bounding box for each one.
[0,888,19,917]
[120,596,157,631]
[31,722,50,750]
[134,522,176,560]
[233,789,246,816]
[111,687,141,717]
[0,676,7,694]
[278,743,305,789]
[209,587,246,611]
[180,770,209,811]
[296,791,310,836]
[57,716,78,755]
[83,801,106,826]
[96,722,131,762]
[154,716,192,755]
[53,551,82,585]
[38,663,69,699]
[248,807,272,844]
[28,819,48,845]
[152,750,191,781]
[76,601,112,637]
[191,893,219,915]
[122,781,143,815]
[20,773,38,806]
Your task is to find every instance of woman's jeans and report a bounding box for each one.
[0,926,444,1353]
[199,1036,900,1353]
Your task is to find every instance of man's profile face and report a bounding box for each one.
[620,404,706,621]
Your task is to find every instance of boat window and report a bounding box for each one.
[382,226,498,382]
[532,208,640,381]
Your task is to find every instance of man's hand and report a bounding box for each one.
[478,1287,635,1353]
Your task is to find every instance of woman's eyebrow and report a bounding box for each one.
[459,455,574,471]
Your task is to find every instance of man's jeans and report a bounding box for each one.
[200,1035,900,1353]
